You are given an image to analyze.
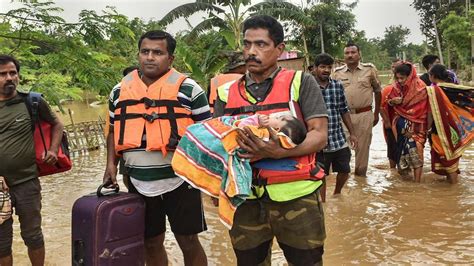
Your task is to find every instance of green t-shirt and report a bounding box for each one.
[0,93,57,186]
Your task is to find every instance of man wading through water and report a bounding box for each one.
[103,30,210,265]
[0,55,64,266]
[213,15,328,265]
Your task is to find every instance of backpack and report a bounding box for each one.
[24,92,72,176]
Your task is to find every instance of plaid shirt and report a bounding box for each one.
[320,78,350,151]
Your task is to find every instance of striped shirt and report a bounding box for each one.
[320,78,350,151]
[109,76,211,196]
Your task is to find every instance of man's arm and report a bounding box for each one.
[38,99,63,165]
[45,116,64,164]
[237,116,328,160]
[103,125,119,186]
[103,84,120,186]
[184,78,212,122]
[341,112,358,149]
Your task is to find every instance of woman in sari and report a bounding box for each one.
[427,64,474,183]
[387,62,429,182]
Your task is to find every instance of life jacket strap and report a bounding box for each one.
[116,98,183,109]
[223,102,289,115]
[116,101,190,147]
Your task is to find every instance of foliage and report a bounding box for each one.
[411,0,465,45]
[350,30,391,70]
[173,31,228,90]
[159,0,251,50]
[379,25,411,59]
[0,1,152,108]
[303,1,356,60]
[439,11,472,70]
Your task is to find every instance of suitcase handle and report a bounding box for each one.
[97,181,120,197]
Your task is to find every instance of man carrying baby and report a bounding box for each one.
[213,15,329,265]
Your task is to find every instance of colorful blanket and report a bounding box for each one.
[427,83,474,160]
[171,116,296,228]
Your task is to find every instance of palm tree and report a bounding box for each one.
[249,0,318,66]
[159,0,253,50]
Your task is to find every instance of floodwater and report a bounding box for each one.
[11,101,474,265]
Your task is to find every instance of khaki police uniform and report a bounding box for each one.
[332,63,381,176]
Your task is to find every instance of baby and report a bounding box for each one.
[171,113,308,228]
[236,113,307,145]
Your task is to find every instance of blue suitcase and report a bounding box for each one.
[72,184,145,265]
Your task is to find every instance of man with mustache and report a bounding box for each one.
[103,30,209,265]
[332,42,382,177]
[312,53,357,202]
[213,15,328,265]
[0,55,64,266]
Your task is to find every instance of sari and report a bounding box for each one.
[427,82,474,175]
[381,85,397,161]
[387,63,429,170]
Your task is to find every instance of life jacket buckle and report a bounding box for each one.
[143,112,160,122]
[144,98,157,109]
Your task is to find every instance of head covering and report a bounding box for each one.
[389,61,429,124]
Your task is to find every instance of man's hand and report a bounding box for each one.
[373,113,380,127]
[349,134,358,149]
[236,126,285,160]
[103,163,118,188]
[42,150,58,165]
[383,119,391,129]
[0,176,8,192]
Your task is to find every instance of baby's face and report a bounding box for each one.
[268,115,292,130]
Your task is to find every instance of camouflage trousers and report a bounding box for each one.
[229,190,326,265]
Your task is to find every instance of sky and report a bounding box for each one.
[0,0,424,44]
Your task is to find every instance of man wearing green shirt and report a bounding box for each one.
[0,55,64,266]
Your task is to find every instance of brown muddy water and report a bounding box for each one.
[11,101,474,265]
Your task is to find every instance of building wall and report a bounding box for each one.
[278,57,305,71]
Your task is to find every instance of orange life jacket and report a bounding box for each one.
[222,68,324,185]
[209,73,243,113]
[113,69,193,156]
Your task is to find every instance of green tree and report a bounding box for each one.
[350,30,391,70]
[159,0,252,50]
[173,30,228,89]
[249,0,356,66]
[411,0,465,45]
[439,11,472,73]
[379,25,411,59]
[0,1,149,106]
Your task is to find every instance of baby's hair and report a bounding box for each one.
[279,116,307,145]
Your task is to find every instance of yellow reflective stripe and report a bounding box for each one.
[245,90,257,104]
[217,81,233,103]
[291,70,302,102]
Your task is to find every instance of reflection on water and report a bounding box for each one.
[11,103,474,265]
